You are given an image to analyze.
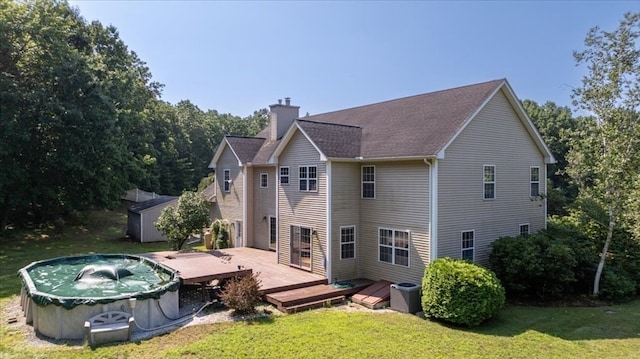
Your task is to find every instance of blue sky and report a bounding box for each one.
[69,1,635,117]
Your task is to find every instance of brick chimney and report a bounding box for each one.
[269,97,299,141]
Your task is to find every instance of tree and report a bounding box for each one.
[570,12,640,296]
[154,191,210,250]
[522,100,589,215]
[0,0,159,227]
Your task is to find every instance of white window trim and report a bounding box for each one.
[279,166,289,185]
[530,166,540,197]
[340,225,356,260]
[260,173,268,188]
[461,230,475,261]
[290,225,312,270]
[519,223,530,237]
[269,216,277,250]
[361,165,375,199]
[223,169,231,192]
[483,165,496,200]
[298,165,318,192]
[377,227,410,267]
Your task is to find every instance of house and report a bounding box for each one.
[127,196,178,243]
[208,79,555,285]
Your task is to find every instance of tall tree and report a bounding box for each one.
[0,0,159,227]
[570,12,640,296]
[522,100,589,215]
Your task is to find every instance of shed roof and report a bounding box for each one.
[128,196,178,214]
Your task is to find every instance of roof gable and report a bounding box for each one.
[209,136,265,168]
[297,120,362,158]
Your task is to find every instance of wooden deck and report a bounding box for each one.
[266,278,374,313]
[143,248,386,312]
[143,248,326,294]
[351,280,393,309]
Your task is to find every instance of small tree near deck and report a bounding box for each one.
[570,12,640,296]
[155,191,210,250]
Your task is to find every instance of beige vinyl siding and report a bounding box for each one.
[357,161,430,284]
[137,199,178,243]
[214,146,244,247]
[437,89,547,265]
[251,166,276,250]
[330,162,361,281]
[278,131,327,276]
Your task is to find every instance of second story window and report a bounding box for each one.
[280,167,289,185]
[483,165,495,199]
[223,169,231,192]
[299,166,317,192]
[362,165,375,199]
[260,173,268,188]
[530,167,540,197]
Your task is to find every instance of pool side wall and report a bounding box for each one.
[21,287,179,340]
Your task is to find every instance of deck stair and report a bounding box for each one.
[351,280,394,309]
[266,278,374,313]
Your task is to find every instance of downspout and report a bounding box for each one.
[424,158,438,262]
[326,161,332,283]
[544,163,548,229]
[242,166,248,247]
[275,164,280,264]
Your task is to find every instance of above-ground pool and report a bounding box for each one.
[18,254,181,340]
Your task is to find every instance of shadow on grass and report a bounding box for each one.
[454,301,640,341]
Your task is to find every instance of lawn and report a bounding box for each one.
[1,205,639,358]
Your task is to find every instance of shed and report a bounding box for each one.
[127,196,178,243]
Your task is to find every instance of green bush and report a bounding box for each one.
[489,225,598,300]
[599,267,637,301]
[220,272,262,314]
[422,258,505,327]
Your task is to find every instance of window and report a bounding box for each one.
[462,230,474,261]
[260,173,268,188]
[378,228,410,267]
[299,166,317,192]
[519,224,530,237]
[362,166,375,199]
[223,169,231,192]
[269,217,276,250]
[290,225,312,269]
[530,167,540,197]
[280,167,289,185]
[483,165,495,199]
[340,226,356,259]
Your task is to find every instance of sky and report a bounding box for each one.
[68,1,636,118]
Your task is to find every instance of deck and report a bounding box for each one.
[143,248,386,312]
[143,248,326,294]
[265,278,374,313]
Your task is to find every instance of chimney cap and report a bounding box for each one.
[277,99,282,105]
[285,97,291,106]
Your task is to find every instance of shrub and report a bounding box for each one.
[599,266,637,301]
[422,258,505,327]
[490,235,572,300]
[219,272,262,314]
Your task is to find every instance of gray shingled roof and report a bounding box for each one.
[299,79,504,158]
[128,196,178,214]
[225,136,265,163]
[297,120,362,158]
[220,79,506,164]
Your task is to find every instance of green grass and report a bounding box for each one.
[1,206,639,358]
